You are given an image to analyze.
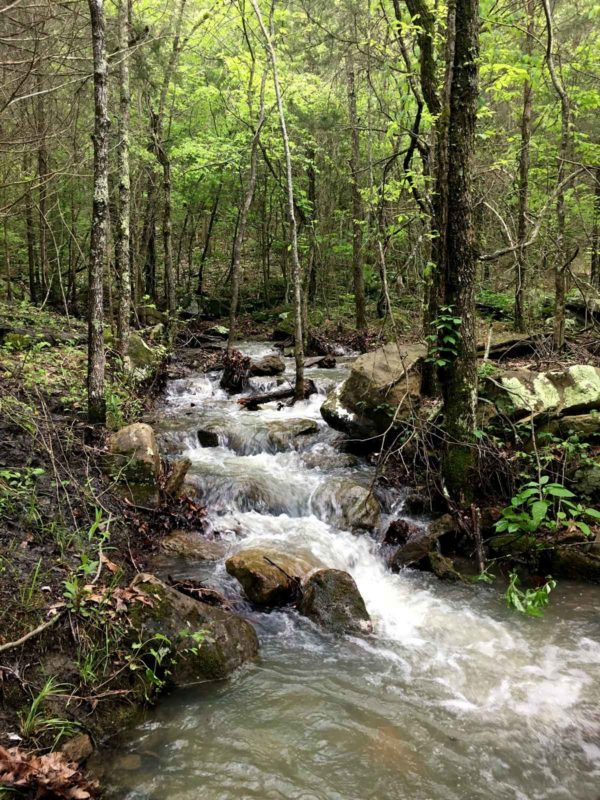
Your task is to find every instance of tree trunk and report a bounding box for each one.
[4,218,12,302]
[115,0,132,364]
[440,0,480,503]
[196,183,222,296]
[24,158,38,303]
[228,72,267,351]
[541,0,571,351]
[36,75,49,297]
[591,166,600,288]
[514,0,535,332]
[346,55,367,332]
[250,0,305,400]
[87,0,109,425]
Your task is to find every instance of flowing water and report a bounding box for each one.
[105,342,600,800]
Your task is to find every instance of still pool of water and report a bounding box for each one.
[103,342,600,800]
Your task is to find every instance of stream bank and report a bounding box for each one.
[97,339,600,800]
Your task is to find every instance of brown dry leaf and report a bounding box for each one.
[100,554,120,574]
[0,745,98,798]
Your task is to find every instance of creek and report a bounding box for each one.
[105,342,600,800]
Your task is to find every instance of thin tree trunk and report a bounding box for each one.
[87,0,110,425]
[514,0,535,332]
[228,71,267,351]
[250,0,305,400]
[441,0,480,502]
[590,166,600,288]
[4,218,12,302]
[541,0,571,351]
[24,159,38,303]
[116,0,132,364]
[196,183,222,295]
[346,55,367,331]
[36,75,49,296]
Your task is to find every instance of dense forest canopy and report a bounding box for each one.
[2,0,599,499]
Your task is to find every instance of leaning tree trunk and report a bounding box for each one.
[87,0,109,424]
[346,55,367,332]
[250,0,305,400]
[115,0,132,365]
[541,0,571,351]
[440,0,480,503]
[514,0,535,332]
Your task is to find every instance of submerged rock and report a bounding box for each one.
[161,530,227,561]
[428,552,465,582]
[226,547,318,606]
[321,342,426,440]
[390,514,456,570]
[311,477,380,531]
[298,569,372,634]
[132,574,258,682]
[198,428,220,448]
[250,355,286,376]
[106,423,161,485]
[266,418,318,449]
[550,548,600,584]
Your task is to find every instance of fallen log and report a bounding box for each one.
[305,355,337,369]
[239,379,317,410]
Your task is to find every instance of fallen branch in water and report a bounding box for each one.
[238,378,317,410]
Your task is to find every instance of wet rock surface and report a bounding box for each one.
[226,548,318,606]
[298,568,372,634]
[161,530,227,561]
[311,477,380,531]
[132,574,259,682]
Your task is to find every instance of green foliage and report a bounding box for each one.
[504,571,556,618]
[19,677,80,746]
[496,476,600,541]
[426,306,462,368]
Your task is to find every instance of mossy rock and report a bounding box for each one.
[298,568,372,634]
[131,574,259,682]
[226,547,318,606]
[321,342,426,439]
[311,478,380,531]
[106,423,161,485]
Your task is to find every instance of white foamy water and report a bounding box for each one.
[105,343,600,800]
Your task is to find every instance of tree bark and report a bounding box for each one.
[541,0,571,351]
[24,157,38,304]
[115,0,132,364]
[514,0,535,332]
[196,182,222,296]
[227,71,267,351]
[440,0,479,503]
[250,0,305,400]
[87,0,109,425]
[346,55,367,332]
[591,165,600,288]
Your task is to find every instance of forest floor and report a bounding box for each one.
[0,300,377,795]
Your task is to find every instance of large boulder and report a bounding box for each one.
[311,478,380,531]
[250,355,286,376]
[298,569,372,634]
[481,365,600,423]
[321,342,426,439]
[550,547,600,584]
[266,418,318,450]
[390,514,456,570]
[106,423,161,485]
[161,530,227,561]
[226,547,318,606]
[131,574,258,683]
[127,331,163,373]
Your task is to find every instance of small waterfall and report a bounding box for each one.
[106,341,600,800]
